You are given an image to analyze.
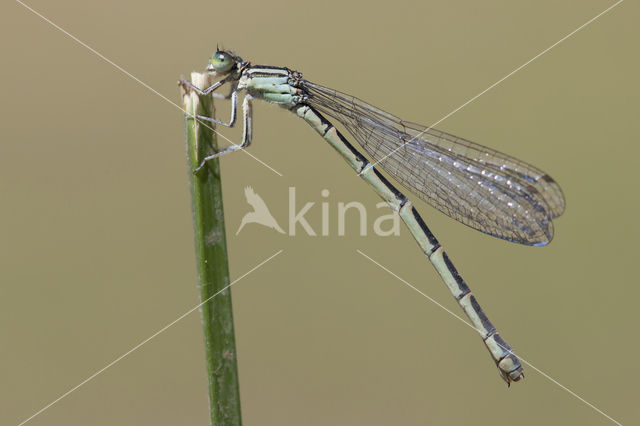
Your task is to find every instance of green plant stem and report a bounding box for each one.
[180,72,242,426]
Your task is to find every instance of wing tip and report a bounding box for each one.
[540,174,566,219]
[492,220,555,246]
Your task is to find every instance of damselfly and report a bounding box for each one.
[180,49,565,385]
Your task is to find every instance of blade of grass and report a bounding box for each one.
[180,72,242,426]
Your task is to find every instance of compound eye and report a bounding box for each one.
[209,51,234,73]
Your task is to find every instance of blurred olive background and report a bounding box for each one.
[2,0,638,425]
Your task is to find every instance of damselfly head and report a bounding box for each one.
[207,50,243,74]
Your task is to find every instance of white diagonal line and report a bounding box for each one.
[17,249,284,426]
[366,0,624,171]
[356,249,623,426]
[15,0,283,177]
